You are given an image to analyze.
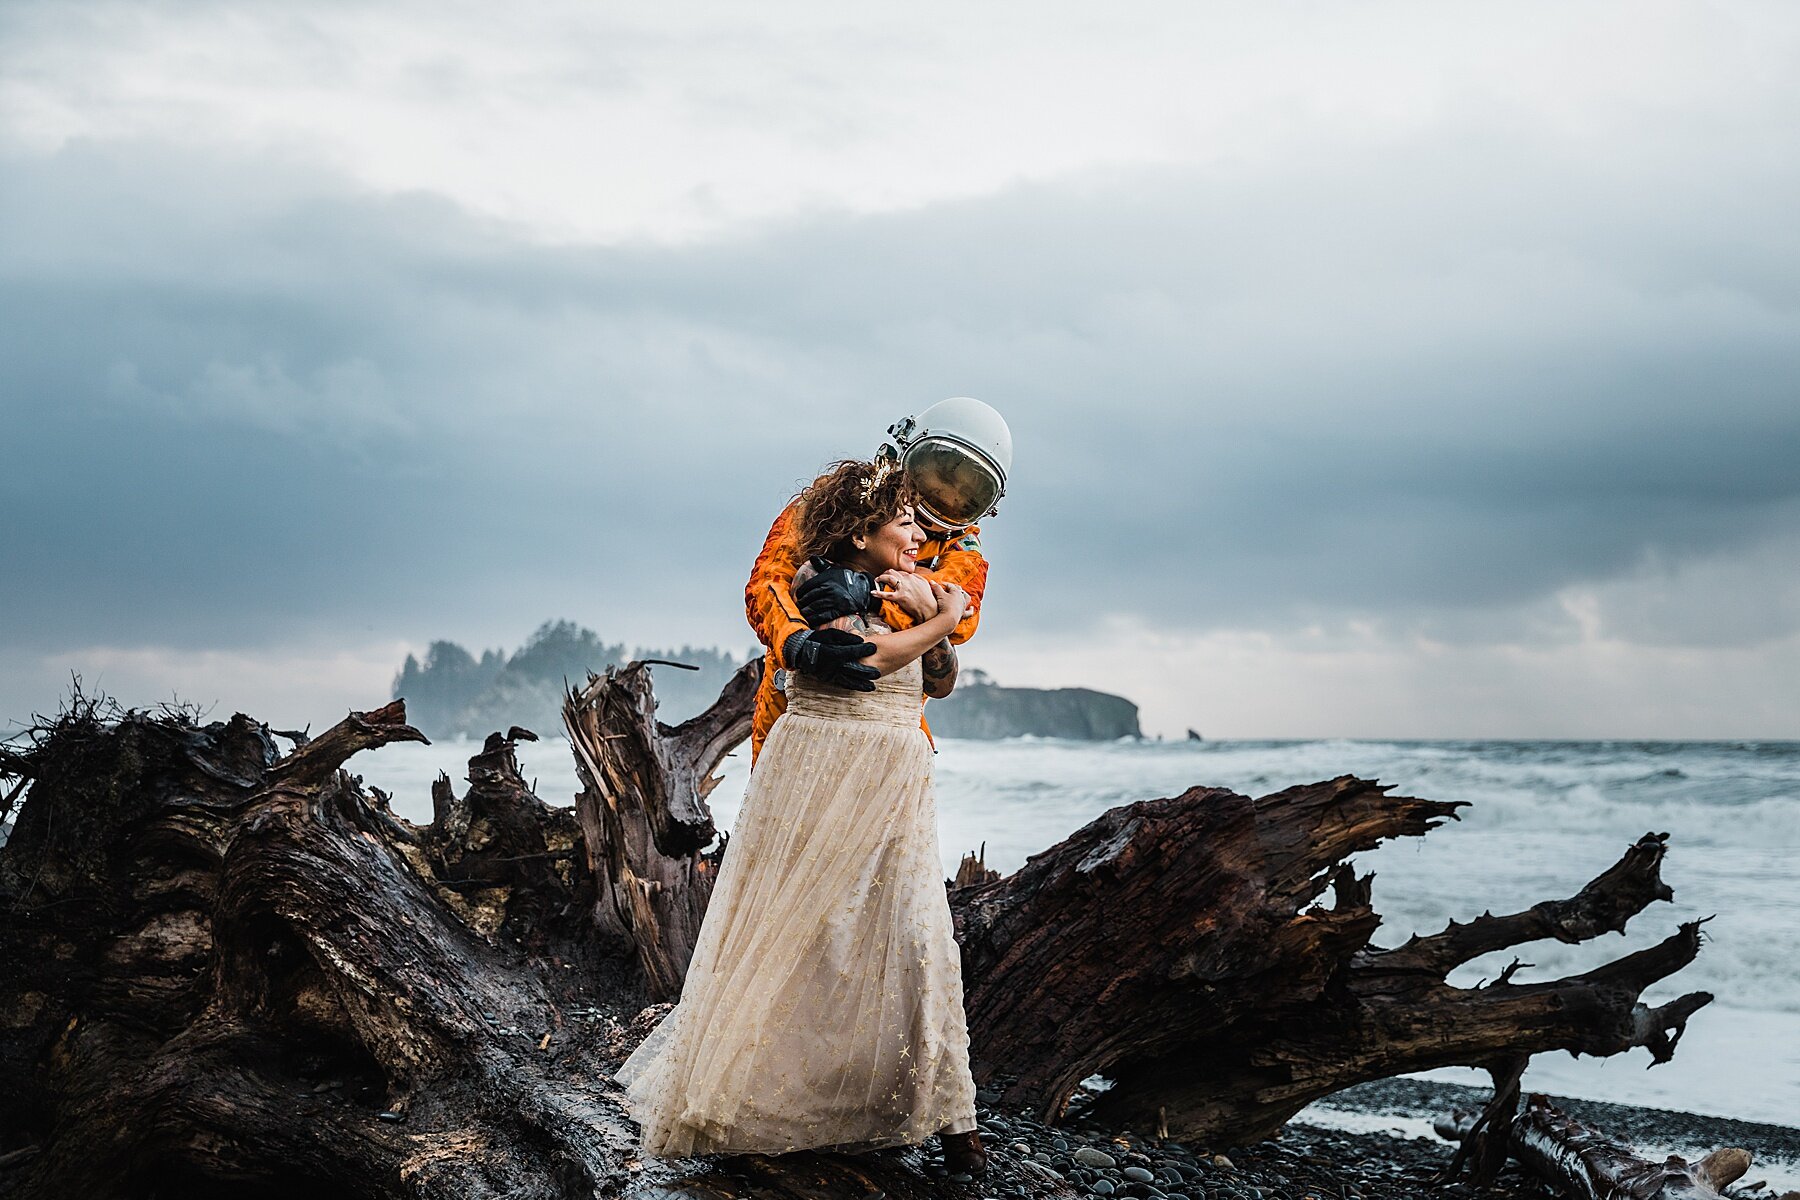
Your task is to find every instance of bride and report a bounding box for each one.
[613,456,986,1176]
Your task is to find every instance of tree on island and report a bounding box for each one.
[392,619,742,739]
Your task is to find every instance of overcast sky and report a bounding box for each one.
[3,0,1798,739]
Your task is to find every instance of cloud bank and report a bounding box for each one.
[3,2,1798,736]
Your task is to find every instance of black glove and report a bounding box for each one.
[795,559,877,627]
[783,628,879,692]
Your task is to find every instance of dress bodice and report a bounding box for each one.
[785,652,923,730]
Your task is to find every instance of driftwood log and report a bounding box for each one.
[1438,1094,1757,1200]
[0,688,991,1200]
[953,785,1711,1143]
[0,667,1717,1198]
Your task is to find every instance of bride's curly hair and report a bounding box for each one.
[796,457,919,563]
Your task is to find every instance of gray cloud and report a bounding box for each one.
[4,112,1799,732]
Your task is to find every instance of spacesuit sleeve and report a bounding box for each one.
[744,502,811,670]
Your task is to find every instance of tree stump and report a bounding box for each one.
[561,658,760,999]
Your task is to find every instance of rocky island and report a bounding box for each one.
[923,669,1141,740]
[392,622,1141,742]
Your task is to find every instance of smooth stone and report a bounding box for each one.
[949,1173,974,1184]
[1075,1147,1118,1168]
[1089,1182,1116,1197]
[1009,1142,1031,1154]
[1122,1167,1155,1183]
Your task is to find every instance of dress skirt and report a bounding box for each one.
[612,663,980,1157]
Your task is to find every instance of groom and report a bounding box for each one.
[743,397,1012,763]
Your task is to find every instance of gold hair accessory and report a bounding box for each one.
[857,456,899,504]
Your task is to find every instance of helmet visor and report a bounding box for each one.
[902,438,1002,529]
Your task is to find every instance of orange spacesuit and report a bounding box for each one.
[743,500,989,762]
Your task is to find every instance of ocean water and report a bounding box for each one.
[351,736,1800,1128]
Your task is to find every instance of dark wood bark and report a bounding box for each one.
[0,668,1719,1198]
[950,778,1711,1144]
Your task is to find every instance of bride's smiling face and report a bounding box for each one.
[853,505,926,575]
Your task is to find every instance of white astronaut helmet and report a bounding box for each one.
[884,397,1012,532]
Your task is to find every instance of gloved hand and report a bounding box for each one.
[796,559,877,627]
[783,628,879,692]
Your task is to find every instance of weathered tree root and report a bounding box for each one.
[950,779,1712,1144]
[563,660,760,1000]
[0,699,632,1197]
[0,692,1049,1200]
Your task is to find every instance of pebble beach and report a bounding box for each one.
[898,1077,1800,1199]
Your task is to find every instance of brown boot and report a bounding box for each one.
[939,1128,987,1177]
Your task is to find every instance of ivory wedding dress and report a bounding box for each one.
[612,651,980,1157]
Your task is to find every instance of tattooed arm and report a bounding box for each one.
[921,638,959,699]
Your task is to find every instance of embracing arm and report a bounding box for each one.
[863,611,960,677]
[832,583,967,677]
[932,526,988,647]
[744,503,811,669]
